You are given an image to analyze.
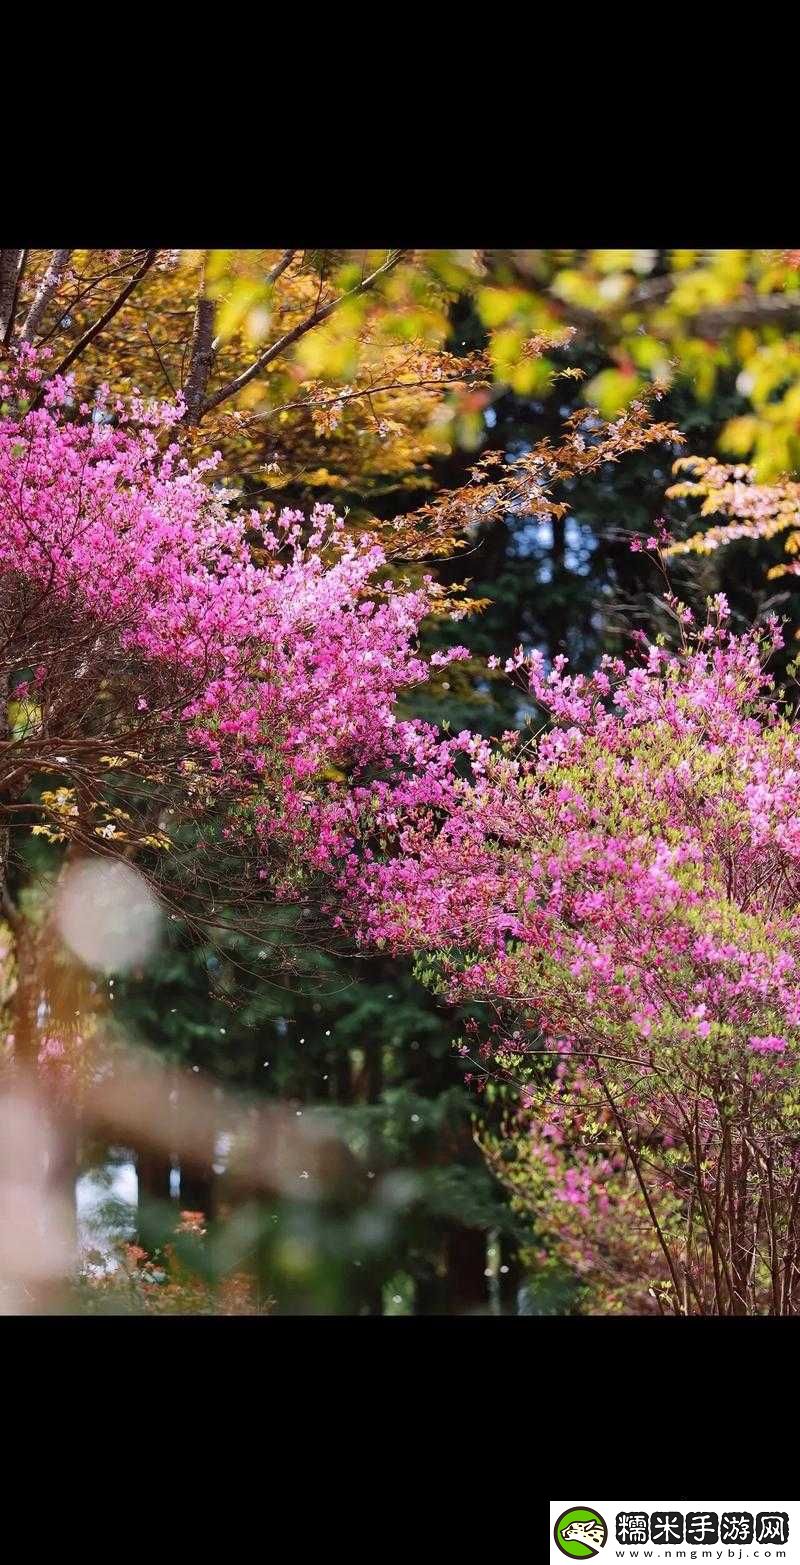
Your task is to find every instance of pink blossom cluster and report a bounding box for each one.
[0,350,467,874]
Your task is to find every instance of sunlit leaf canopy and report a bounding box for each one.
[500,248,800,478]
[10,245,800,631]
[17,247,800,476]
[14,244,800,646]
[12,249,499,507]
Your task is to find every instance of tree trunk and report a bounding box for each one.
[358,1038,385,1314]
[333,1046,354,1105]
[414,1248,447,1314]
[443,1223,489,1315]
[20,249,71,342]
[497,1234,521,1315]
[136,1145,174,1238]
[178,1111,217,1222]
[0,249,24,343]
[182,259,214,425]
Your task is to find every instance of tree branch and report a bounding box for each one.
[201,249,406,417]
[266,248,296,285]
[20,249,72,343]
[39,249,158,388]
[252,372,490,421]
[559,277,800,343]
[595,1060,685,1308]
[693,294,800,336]
[210,249,297,355]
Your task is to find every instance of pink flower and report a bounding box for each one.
[748,1035,788,1055]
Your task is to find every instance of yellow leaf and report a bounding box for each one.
[582,368,643,419]
[214,281,269,345]
[7,700,42,739]
[477,288,527,329]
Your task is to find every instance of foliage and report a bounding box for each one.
[76,1211,274,1315]
[3,248,530,514]
[665,455,800,606]
[474,249,800,480]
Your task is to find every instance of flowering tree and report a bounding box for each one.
[336,583,800,1315]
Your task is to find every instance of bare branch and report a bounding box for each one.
[145,325,177,397]
[266,248,296,285]
[252,371,490,422]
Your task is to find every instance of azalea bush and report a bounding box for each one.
[337,583,800,1314]
[0,347,472,1053]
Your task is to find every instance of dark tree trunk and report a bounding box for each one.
[333,1046,353,1105]
[178,1112,217,1223]
[414,1249,447,1314]
[0,249,24,342]
[182,263,215,425]
[356,1038,385,1314]
[178,1162,216,1220]
[136,1145,174,1236]
[497,1234,522,1315]
[443,1224,489,1315]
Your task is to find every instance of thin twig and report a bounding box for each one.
[37,249,158,390]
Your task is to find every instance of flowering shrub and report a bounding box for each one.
[338,594,800,1314]
[0,348,466,930]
